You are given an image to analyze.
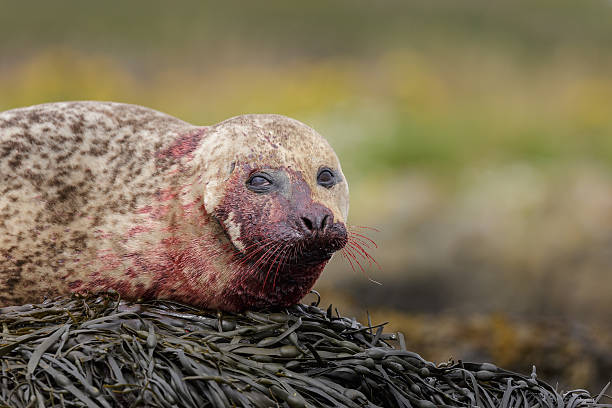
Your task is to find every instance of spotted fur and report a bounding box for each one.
[0,102,349,310]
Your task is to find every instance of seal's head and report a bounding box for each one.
[201,114,349,310]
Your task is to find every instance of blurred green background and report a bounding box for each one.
[2,0,612,391]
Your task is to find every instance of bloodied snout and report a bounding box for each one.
[213,163,348,309]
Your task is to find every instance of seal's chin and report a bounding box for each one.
[299,254,333,265]
[232,239,336,271]
[286,248,334,266]
[219,222,347,311]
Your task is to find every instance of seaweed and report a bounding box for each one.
[0,293,609,408]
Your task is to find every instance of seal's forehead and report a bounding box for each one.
[213,114,340,172]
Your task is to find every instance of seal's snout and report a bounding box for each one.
[295,205,346,263]
[300,209,332,235]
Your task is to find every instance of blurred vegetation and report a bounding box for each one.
[1,0,612,391]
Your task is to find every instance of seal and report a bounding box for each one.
[0,102,349,311]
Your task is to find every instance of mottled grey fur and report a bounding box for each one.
[0,102,193,304]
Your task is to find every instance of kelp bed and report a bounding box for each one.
[0,294,609,408]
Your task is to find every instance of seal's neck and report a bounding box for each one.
[215,261,327,312]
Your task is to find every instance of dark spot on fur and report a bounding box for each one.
[0,116,21,129]
[27,111,42,123]
[1,140,30,159]
[8,156,21,170]
[57,185,77,202]
[23,169,44,184]
[70,117,85,135]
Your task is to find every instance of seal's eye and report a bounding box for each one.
[247,174,273,193]
[250,176,269,187]
[317,168,336,188]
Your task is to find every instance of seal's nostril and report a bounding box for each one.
[320,214,330,231]
[301,217,314,232]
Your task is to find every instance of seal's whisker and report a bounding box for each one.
[241,242,280,283]
[341,248,357,274]
[343,246,367,275]
[347,234,374,250]
[288,242,299,266]
[250,242,281,273]
[295,241,301,259]
[347,240,370,262]
[234,247,271,269]
[347,240,382,271]
[341,225,382,284]
[262,242,284,267]
[235,238,275,258]
[272,245,291,290]
[262,243,286,289]
[348,231,376,247]
[341,246,381,285]
[239,238,275,254]
[234,242,277,287]
[348,231,378,248]
[233,240,275,266]
[258,240,296,288]
[348,225,380,232]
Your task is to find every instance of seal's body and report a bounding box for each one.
[0,102,349,311]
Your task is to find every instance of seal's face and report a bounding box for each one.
[219,164,348,266]
[201,114,349,308]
